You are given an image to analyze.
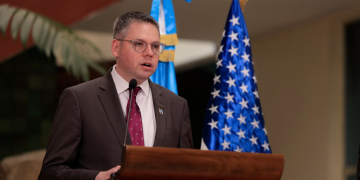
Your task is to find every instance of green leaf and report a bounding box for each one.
[79,56,90,81]
[53,31,62,54]
[32,16,44,49]
[67,40,105,80]
[70,49,80,79]
[61,32,102,60]
[60,38,70,72]
[0,6,16,36]
[0,4,9,21]
[1,4,107,80]
[69,39,102,60]
[53,33,68,71]
[70,44,97,59]
[72,32,104,59]
[44,27,56,57]
[11,9,27,40]
[20,12,36,47]
[38,20,50,49]
[72,47,106,75]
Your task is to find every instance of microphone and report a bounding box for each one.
[123,79,137,147]
[112,79,137,180]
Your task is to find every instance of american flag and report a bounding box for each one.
[201,0,271,153]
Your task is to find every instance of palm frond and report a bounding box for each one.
[0,4,107,81]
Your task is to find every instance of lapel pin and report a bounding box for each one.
[159,108,164,115]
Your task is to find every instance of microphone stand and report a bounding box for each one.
[112,79,137,180]
[124,88,134,147]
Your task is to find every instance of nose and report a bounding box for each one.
[143,44,153,57]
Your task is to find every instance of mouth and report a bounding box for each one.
[141,63,152,67]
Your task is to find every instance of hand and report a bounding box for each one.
[95,165,121,180]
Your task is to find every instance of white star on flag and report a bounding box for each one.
[263,128,268,135]
[228,45,238,57]
[228,31,239,42]
[253,76,257,83]
[251,119,260,129]
[239,83,248,93]
[208,104,219,114]
[223,109,234,119]
[219,45,223,53]
[252,104,259,114]
[229,15,240,26]
[213,74,221,85]
[243,36,250,47]
[241,51,250,62]
[241,67,250,77]
[262,141,270,151]
[237,129,246,140]
[239,98,248,109]
[211,88,221,99]
[253,90,259,99]
[234,146,243,152]
[208,119,218,130]
[221,140,230,150]
[222,124,231,135]
[226,77,236,88]
[216,59,223,68]
[226,61,237,73]
[222,30,226,37]
[237,114,246,124]
[224,92,234,103]
[249,135,258,145]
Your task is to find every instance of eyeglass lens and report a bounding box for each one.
[133,40,164,55]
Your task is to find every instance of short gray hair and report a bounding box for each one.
[113,11,159,39]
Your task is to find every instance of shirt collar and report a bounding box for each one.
[111,65,150,97]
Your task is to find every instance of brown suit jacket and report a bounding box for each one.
[38,70,193,180]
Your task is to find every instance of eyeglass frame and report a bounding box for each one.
[115,38,166,55]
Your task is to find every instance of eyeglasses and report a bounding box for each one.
[115,39,166,55]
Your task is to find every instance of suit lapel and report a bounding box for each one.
[98,70,132,148]
[150,80,166,147]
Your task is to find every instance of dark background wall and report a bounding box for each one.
[177,62,215,149]
[0,47,108,160]
[0,48,56,160]
[345,19,360,180]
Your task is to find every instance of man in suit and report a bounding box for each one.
[38,11,193,180]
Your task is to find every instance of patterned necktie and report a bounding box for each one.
[125,86,144,146]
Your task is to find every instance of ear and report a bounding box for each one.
[111,39,119,58]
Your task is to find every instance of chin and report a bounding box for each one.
[137,75,152,83]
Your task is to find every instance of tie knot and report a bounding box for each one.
[130,86,141,97]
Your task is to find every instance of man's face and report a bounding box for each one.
[113,22,160,84]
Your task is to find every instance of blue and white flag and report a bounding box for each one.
[201,0,271,153]
[150,0,191,94]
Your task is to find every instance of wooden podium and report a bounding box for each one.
[114,145,284,180]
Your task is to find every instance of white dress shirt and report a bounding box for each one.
[111,65,156,147]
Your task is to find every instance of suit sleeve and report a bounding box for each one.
[178,99,194,148]
[38,88,99,180]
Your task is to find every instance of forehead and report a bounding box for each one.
[125,22,160,42]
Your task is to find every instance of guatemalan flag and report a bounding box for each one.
[150,0,191,94]
[201,0,271,153]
